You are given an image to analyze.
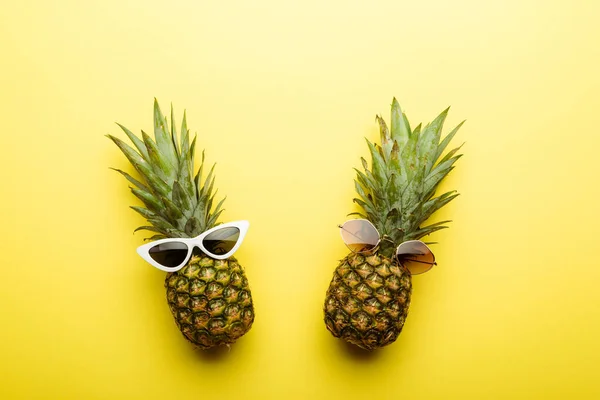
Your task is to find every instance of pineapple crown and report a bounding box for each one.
[107,99,224,240]
[351,98,464,258]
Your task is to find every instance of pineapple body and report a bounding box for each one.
[166,255,254,348]
[324,252,411,350]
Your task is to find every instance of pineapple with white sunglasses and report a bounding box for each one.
[108,100,254,349]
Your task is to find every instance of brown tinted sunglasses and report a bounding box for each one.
[339,219,437,275]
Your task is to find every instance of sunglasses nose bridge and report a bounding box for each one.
[189,237,204,252]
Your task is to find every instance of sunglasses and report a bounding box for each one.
[339,219,437,275]
[137,220,249,272]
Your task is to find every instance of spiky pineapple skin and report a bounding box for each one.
[165,254,254,349]
[324,252,412,350]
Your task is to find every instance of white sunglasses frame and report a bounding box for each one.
[136,220,249,272]
[339,219,436,275]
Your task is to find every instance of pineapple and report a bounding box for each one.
[107,100,254,349]
[324,98,463,350]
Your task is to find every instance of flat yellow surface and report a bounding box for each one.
[1,1,600,399]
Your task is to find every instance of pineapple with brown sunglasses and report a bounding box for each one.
[324,98,464,350]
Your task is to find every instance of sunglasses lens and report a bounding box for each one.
[396,240,435,275]
[340,220,380,253]
[149,242,189,268]
[203,227,240,256]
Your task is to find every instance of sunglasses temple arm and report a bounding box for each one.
[399,258,437,266]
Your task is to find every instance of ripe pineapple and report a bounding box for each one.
[324,98,463,350]
[108,100,254,348]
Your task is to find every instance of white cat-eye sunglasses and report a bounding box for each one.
[136,220,249,272]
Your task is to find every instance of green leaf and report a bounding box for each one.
[130,206,156,219]
[406,225,449,241]
[402,114,412,138]
[194,150,205,190]
[377,115,393,161]
[420,219,452,230]
[389,141,407,190]
[141,130,175,183]
[401,165,426,213]
[354,181,376,213]
[172,181,193,217]
[206,196,226,230]
[189,135,197,172]
[424,155,461,196]
[386,207,400,220]
[131,188,163,213]
[430,155,462,177]
[366,139,386,185]
[200,163,216,199]
[418,192,459,225]
[438,143,464,166]
[205,189,219,215]
[153,99,178,168]
[420,107,449,174]
[110,168,147,191]
[160,195,184,224]
[147,218,187,238]
[360,157,368,171]
[347,211,367,219]
[194,171,201,201]
[134,226,164,234]
[423,167,452,199]
[390,98,410,147]
[400,130,418,179]
[412,123,422,137]
[353,197,375,217]
[170,104,180,157]
[212,196,226,215]
[176,116,195,200]
[384,173,398,210]
[355,166,378,192]
[106,134,145,169]
[191,198,206,230]
[206,209,224,229]
[202,178,216,218]
[116,123,149,161]
[107,135,170,196]
[180,110,189,153]
[145,234,167,241]
[177,159,195,201]
[435,120,465,162]
[184,217,200,236]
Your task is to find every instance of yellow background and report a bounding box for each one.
[1,0,599,398]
